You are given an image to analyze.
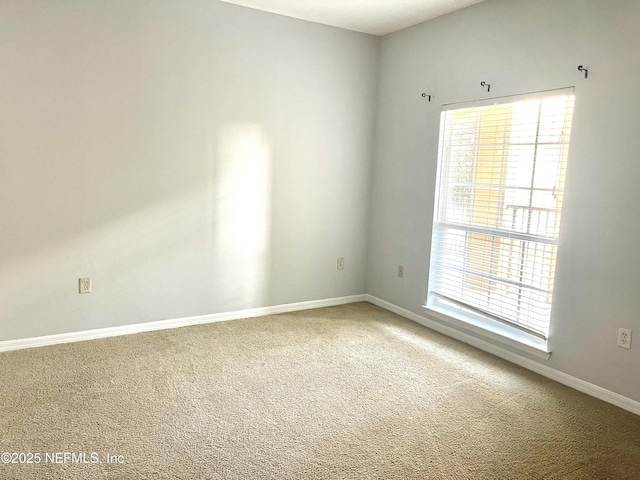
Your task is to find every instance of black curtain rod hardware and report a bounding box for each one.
[578,65,588,79]
[480,81,491,92]
[421,93,433,101]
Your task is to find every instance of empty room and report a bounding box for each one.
[1,0,640,478]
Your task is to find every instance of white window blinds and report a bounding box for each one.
[428,89,575,339]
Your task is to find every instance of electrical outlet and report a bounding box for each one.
[337,257,344,270]
[398,265,404,278]
[617,328,631,349]
[79,277,92,294]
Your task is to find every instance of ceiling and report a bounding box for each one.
[218,0,488,36]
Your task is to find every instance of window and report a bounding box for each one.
[427,89,575,342]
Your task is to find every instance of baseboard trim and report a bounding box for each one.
[0,294,368,354]
[365,294,640,417]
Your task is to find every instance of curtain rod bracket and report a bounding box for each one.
[421,93,433,101]
[480,81,491,92]
[577,65,588,79]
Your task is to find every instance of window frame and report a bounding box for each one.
[425,88,575,355]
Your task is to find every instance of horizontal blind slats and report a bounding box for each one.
[429,91,574,338]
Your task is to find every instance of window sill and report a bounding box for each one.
[422,303,551,361]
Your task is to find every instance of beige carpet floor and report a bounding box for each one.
[1,302,639,479]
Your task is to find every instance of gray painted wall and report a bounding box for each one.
[0,0,379,340]
[368,0,640,402]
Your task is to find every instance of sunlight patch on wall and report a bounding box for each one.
[214,124,272,308]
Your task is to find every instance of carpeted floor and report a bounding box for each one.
[1,302,639,479]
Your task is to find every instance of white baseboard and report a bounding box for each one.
[0,294,367,354]
[365,294,640,417]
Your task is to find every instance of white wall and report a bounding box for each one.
[368,0,640,402]
[0,0,379,340]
